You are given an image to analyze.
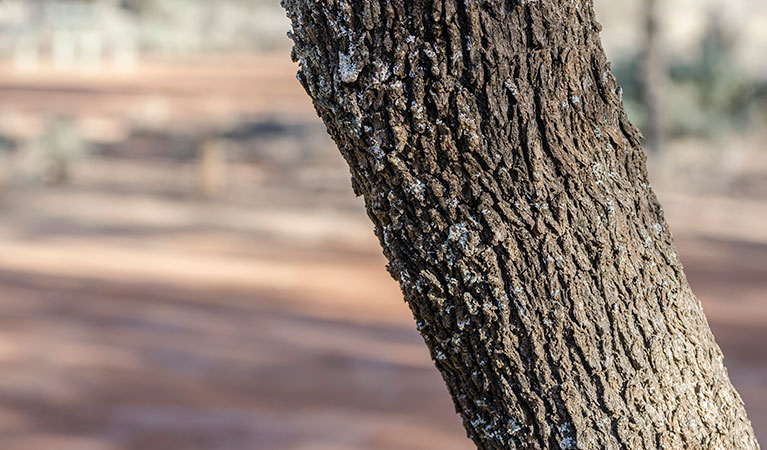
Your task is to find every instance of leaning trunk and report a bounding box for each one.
[281,1,759,448]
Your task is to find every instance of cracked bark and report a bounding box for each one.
[280,1,759,448]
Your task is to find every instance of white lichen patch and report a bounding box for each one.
[592,162,603,185]
[372,60,390,84]
[451,335,462,347]
[504,80,520,97]
[338,50,361,83]
[507,418,521,435]
[406,180,426,201]
[560,436,576,449]
[397,268,411,289]
[448,222,469,245]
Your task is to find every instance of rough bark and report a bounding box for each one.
[280,1,759,448]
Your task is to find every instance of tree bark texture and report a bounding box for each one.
[281,1,759,448]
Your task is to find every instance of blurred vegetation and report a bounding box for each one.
[2,0,291,54]
[614,18,767,140]
[0,1,763,199]
[119,0,290,53]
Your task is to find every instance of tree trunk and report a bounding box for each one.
[280,1,759,448]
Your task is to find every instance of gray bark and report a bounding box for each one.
[280,1,759,448]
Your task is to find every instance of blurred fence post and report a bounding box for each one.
[0,149,8,195]
[197,138,228,198]
[641,0,666,154]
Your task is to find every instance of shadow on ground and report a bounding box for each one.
[0,269,467,450]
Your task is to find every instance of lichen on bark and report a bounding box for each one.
[280,0,760,448]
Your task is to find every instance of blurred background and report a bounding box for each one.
[0,0,763,449]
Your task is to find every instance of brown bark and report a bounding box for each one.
[280,1,759,448]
